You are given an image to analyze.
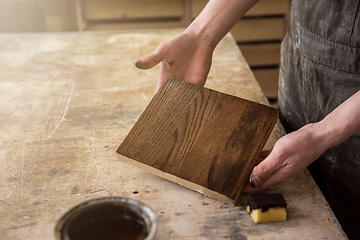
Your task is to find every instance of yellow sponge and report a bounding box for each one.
[247,193,287,223]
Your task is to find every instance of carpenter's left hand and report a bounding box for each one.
[242,123,327,192]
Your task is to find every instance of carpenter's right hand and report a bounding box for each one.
[134,32,215,92]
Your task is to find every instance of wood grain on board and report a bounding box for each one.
[117,77,278,204]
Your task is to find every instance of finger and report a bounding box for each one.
[248,152,282,188]
[243,169,289,193]
[155,72,167,93]
[135,50,164,69]
[154,61,175,92]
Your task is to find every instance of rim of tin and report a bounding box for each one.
[53,197,157,240]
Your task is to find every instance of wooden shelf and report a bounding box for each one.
[86,20,183,31]
[192,0,289,18]
[239,43,281,67]
[0,0,289,101]
[230,17,286,43]
[253,68,280,100]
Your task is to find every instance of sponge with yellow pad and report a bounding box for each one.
[247,192,287,223]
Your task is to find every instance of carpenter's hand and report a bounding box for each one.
[243,123,328,192]
[135,32,214,92]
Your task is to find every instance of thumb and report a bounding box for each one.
[135,49,164,70]
[246,153,283,191]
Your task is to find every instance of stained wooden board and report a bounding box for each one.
[117,77,278,204]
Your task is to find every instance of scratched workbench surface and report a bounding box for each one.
[0,29,347,239]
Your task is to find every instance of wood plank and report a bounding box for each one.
[0,1,45,32]
[192,0,290,18]
[86,21,183,31]
[40,0,78,32]
[117,77,278,205]
[183,0,192,27]
[0,0,78,33]
[246,0,290,16]
[231,17,286,42]
[239,43,281,67]
[82,0,183,21]
[191,0,207,18]
[253,68,280,99]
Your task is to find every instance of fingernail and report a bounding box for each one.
[249,172,262,188]
[249,172,256,188]
[134,60,142,68]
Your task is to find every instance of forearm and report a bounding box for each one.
[185,0,260,49]
[314,90,360,150]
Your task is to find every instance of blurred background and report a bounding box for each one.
[0,0,289,106]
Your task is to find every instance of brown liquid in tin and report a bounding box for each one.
[68,216,147,240]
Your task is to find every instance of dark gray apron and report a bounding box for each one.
[278,1,360,239]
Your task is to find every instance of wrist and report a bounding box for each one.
[315,90,360,149]
[184,20,218,51]
[184,0,260,51]
[312,116,351,151]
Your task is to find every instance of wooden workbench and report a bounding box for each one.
[0,29,347,239]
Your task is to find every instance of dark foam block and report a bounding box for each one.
[248,192,287,212]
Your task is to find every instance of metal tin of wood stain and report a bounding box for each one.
[54,197,157,240]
